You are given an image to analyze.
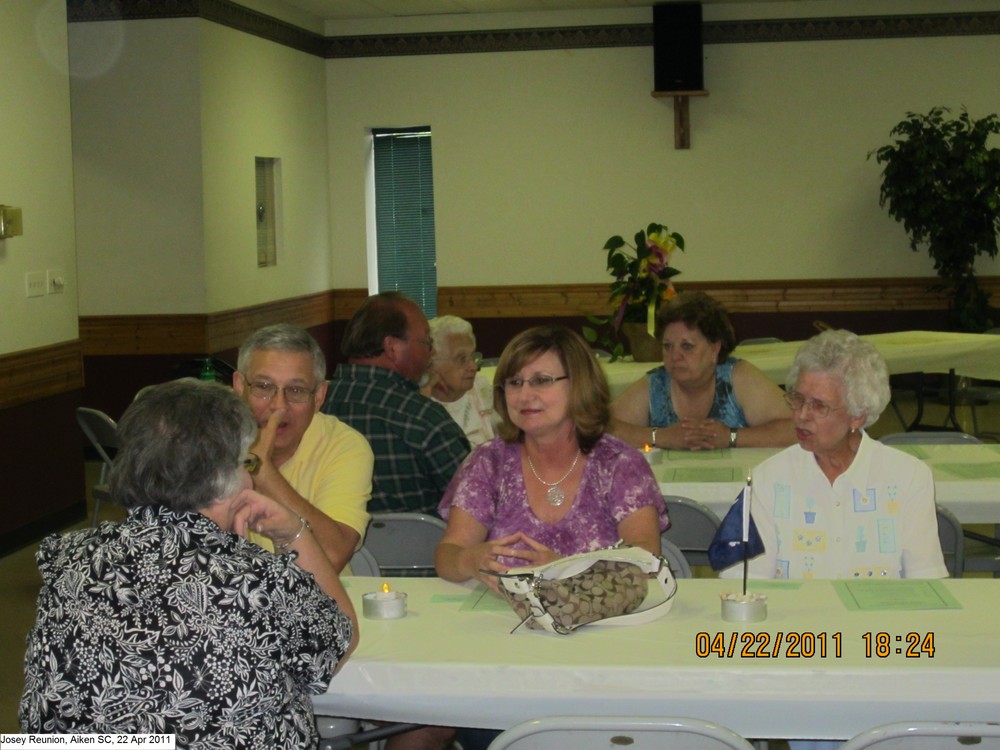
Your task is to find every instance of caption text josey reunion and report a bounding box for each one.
[0,735,175,748]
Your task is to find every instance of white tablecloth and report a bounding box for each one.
[481,330,1000,399]
[736,330,1000,384]
[653,443,1000,524]
[315,577,1000,741]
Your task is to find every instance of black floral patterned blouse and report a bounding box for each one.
[20,504,352,749]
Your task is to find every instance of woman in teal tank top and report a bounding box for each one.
[610,292,795,451]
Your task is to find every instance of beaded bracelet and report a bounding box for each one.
[276,516,311,552]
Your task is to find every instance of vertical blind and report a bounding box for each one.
[373,127,438,317]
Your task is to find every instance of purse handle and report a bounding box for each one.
[587,553,678,628]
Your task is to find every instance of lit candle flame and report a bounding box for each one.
[381,582,391,593]
[643,444,652,453]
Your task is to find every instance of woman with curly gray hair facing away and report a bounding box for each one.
[726,328,947,581]
[20,379,357,749]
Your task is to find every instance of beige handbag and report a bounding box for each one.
[491,544,677,635]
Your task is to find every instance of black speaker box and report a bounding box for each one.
[653,2,704,92]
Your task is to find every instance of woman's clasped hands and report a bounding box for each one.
[467,531,559,591]
[650,418,730,451]
[678,418,732,451]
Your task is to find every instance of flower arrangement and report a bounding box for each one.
[604,222,685,335]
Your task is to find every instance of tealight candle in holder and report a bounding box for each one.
[363,582,407,620]
[641,444,663,466]
[720,591,767,622]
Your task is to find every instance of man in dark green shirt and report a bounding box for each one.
[322,292,470,514]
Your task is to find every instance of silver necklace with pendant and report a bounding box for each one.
[526,448,582,506]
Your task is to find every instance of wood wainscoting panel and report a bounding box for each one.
[438,284,612,319]
[0,340,84,410]
[77,278,1000,357]
[437,278,983,319]
[205,292,338,353]
[704,278,1000,315]
[79,289,372,357]
[79,314,208,356]
[0,389,87,551]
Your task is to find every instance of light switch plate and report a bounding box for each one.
[25,271,45,298]
[47,268,66,294]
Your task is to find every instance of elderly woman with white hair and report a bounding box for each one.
[424,315,498,446]
[732,328,947,581]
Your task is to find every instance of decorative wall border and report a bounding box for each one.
[79,289,365,356]
[325,12,1000,58]
[67,0,326,55]
[0,340,84,410]
[75,277,998,357]
[66,1,1000,58]
[706,12,1000,45]
[325,24,652,57]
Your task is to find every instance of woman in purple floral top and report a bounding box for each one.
[436,325,668,589]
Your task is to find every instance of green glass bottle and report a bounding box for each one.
[199,358,216,382]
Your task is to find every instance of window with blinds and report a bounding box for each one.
[372,127,437,316]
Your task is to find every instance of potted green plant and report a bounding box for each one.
[584,222,685,361]
[870,106,1000,332]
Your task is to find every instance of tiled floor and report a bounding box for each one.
[1,463,125,732]
[2,395,997,734]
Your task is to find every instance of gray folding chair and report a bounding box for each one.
[76,407,119,526]
[962,531,1000,576]
[662,495,723,569]
[660,538,692,579]
[935,504,964,578]
[348,546,380,576]
[840,721,1000,750]
[880,431,999,576]
[951,327,1000,437]
[487,716,757,750]
[361,512,447,577]
[878,431,982,445]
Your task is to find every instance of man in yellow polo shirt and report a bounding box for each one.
[233,323,373,571]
